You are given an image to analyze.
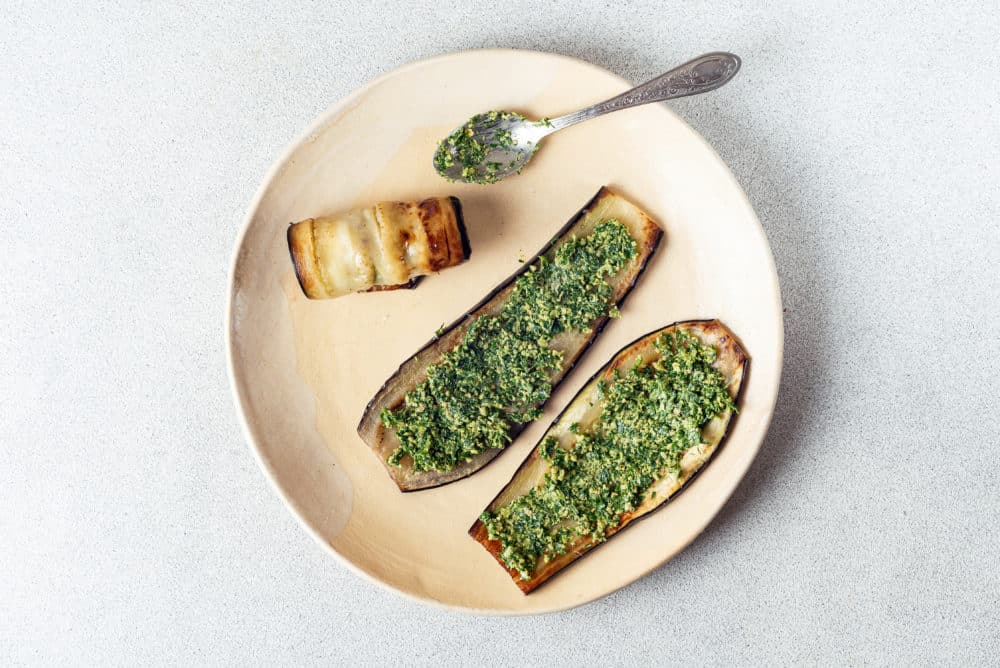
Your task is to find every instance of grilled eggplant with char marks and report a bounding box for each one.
[470,319,748,593]
[287,196,470,299]
[358,187,663,491]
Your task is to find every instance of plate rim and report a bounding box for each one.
[225,47,784,616]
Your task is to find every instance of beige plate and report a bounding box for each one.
[227,49,783,615]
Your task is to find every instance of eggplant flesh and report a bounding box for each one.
[469,319,749,593]
[287,196,470,299]
[357,186,664,491]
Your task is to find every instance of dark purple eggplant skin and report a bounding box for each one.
[469,319,750,594]
[357,186,664,492]
[450,195,472,260]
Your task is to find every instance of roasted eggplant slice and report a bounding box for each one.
[469,319,748,593]
[357,187,663,491]
[287,196,470,299]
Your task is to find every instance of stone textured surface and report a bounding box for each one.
[2,1,998,664]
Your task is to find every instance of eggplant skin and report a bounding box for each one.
[357,186,664,492]
[469,319,750,594]
[364,277,421,292]
[287,196,470,299]
[449,195,472,260]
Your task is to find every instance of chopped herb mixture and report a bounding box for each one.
[380,221,638,472]
[433,110,548,184]
[480,330,735,579]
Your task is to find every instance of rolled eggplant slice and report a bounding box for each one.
[287,196,470,299]
[469,319,749,593]
[357,186,663,491]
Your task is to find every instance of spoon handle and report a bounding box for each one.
[548,52,741,131]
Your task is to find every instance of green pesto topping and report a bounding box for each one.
[381,221,638,473]
[433,110,549,184]
[480,330,735,580]
[433,111,525,184]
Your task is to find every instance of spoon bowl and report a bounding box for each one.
[433,112,552,184]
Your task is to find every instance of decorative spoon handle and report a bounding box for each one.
[547,52,741,131]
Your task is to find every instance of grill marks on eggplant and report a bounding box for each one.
[287,196,469,299]
[356,187,664,491]
[469,320,749,593]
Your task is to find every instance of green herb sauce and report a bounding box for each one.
[380,221,638,473]
[480,330,735,579]
[433,110,546,184]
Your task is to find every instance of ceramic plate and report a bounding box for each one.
[227,49,782,614]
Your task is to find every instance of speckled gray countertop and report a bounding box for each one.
[3,2,998,665]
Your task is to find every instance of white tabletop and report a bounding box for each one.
[4,2,998,664]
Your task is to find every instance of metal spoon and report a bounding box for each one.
[433,52,741,184]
